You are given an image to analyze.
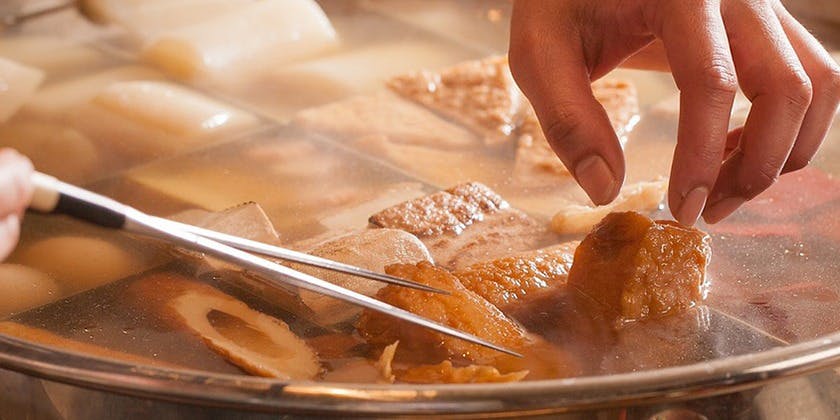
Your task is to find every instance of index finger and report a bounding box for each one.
[650,0,738,225]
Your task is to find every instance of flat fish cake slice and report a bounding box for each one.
[387,55,525,146]
[454,241,579,311]
[369,182,545,270]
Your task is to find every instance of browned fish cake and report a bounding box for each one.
[513,79,639,187]
[369,182,546,270]
[387,55,525,145]
[356,261,581,379]
[397,360,528,384]
[454,241,579,310]
[568,212,711,322]
[356,261,529,365]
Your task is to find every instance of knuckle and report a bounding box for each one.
[698,61,739,98]
[778,70,813,109]
[542,105,587,151]
[741,164,780,198]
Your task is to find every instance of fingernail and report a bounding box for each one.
[703,196,745,224]
[674,186,709,226]
[575,155,616,206]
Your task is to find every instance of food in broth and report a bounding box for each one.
[0,57,44,123]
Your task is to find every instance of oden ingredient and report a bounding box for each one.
[568,211,711,322]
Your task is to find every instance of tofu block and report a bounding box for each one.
[90,81,258,138]
[369,182,546,270]
[142,0,338,79]
[0,57,44,123]
[568,212,711,322]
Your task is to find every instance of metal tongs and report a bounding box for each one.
[29,172,520,357]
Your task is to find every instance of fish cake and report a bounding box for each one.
[356,261,531,365]
[387,55,525,145]
[0,57,44,123]
[369,182,546,270]
[454,241,578,310]
[356,261,581,379]
[568,211,711,322]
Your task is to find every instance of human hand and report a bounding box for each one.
[0,149,33,260]
[509,0,840,224]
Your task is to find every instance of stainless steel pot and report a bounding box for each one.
[2,327,840,418]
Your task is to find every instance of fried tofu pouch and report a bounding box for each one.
[356,261,580,379]
[568,211,711,322]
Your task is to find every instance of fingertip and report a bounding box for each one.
[702,196,746,224]
[671,185,709,226]
[574,154,621,206]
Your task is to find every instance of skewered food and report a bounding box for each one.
[568,212,712,322]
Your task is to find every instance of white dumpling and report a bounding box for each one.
[0,264,60,317]
[142,0,338,79]
[0,57,44,123]
[90,81,258,138]
[14,236,163,294]
[0,122,100,183]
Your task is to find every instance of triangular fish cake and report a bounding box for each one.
[387,55,525,146]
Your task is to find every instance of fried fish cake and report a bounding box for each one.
[454,241,578,310]
[568,212,711,322]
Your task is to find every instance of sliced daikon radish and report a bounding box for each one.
[91,81,258,137]
[79,0,244,40]
[23,66,163,118]
[0,57,44,123]
[0,36,110,79]
[143,0,338,79]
